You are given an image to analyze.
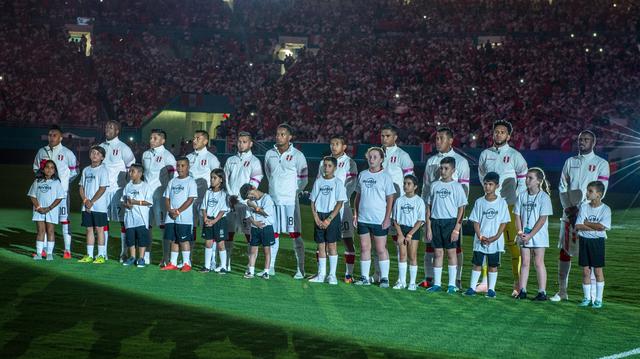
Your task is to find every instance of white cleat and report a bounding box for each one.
[309,275,325,283]
[326,275,338,285]
[268,268,275,276]
[293,271,305,280]
[393,281,406,290]
[549,292,569,302]
[407,283,418,291]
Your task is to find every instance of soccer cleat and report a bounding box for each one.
[258,271,269,280]
[427,285,442,293]
[180,263,192,272]
[344,274,354,284]
[379,278,390,288]
[354,276,371,286]
[243,271,254,279]
[161,263,179,271]
[309,275,325,283]
[475,282,488,293]
[41,250,47,258]
[592,300,603,309]
[532,292,548,301]
[93,256,106,264]
[217,268,228,275]
[578,298,592,307]
[293,271,305,280]
[268,268,275,276]
[464,288,476,296]
[200,267,211,273]
[33,255,43,261]
[516,290,527,300]
[418,278,432,288]
[78,255,94,263]
[63,251,72,259]
[486,289,497,298]
[326,275,338,285]
[447,285,458,294]
[46,253,54,261]
[122,257,136,266]
[407,283,418,291]
[549,292,569,302]
[392,281,406,290]
[136,258,146,268]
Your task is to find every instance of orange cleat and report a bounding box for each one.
[180,263,192,272]
[63,251,72,259]
[161,263,179,271]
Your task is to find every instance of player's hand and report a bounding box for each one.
[352,215,358,228]
[381,218,391,230]
[314,217,323,228]
[322,219,331,228]
[425,229,433,243]
[479,235,487,246]
[404,233,412,244]
[450,232,459,243]
[255,221,265,229]
[521,233,530,243]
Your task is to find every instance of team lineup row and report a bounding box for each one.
[28,120,611,306]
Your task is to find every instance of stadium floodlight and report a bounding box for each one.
[394,93,400,99]
[249,62,253,67]
[570,33,575,38]
[472,135,476,140]
[437,122,441,126]
[519,78,525,84]
[471,86,476,91]
[250,112,256,116]
[129,137,134,142]
[585,48,590,53]
[593,32,598,37]
[0,75,3,81]
[599,48,604,53]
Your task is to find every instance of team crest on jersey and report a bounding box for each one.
[401,203,414,214]
[113,149,119,156]
[436,188,451,198]
[363,178,376,188]
[171,184,184,194]
[588,165,596,172]
[339,162,345,168]
[320,185,333,195]
[155,156,163,163]
[207,197,219,207]
[390,156,397,163]
[483,208,498,219]
[39,184,52,193]
[503,156,510,163]
[244,161,251,167]
[286,155,293,161]
[58,154,64,161]
[201,160,207,166]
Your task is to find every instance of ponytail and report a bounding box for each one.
[529,167,550,195]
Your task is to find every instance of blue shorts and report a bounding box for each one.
[314,212,341,244]
[202,217,228,242]
[357,222,388,237]
[81,211,108,228]
[164,223,193,243]
[125,226,150,247]
[250,225,275,247]
[430,218,457,249]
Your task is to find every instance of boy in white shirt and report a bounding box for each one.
[240,183,276,280]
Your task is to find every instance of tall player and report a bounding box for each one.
[224,131,263,271]
[141,129,177,265]
[420,127,470,289]
[264,123,309,278]
[33,125,78,259]
[478,120,528,297]
[551,130,609,302]
[317,135,358,282]
[99,120,135,261]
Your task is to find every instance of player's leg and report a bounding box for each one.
[456,229,463,289]
[517,247,530,299]
[215,219,228,273]
[341,206,356,282]
[310,242,327,282]
[407,237,419,290]
[420,243,434,288]
[552,221,573,301]
[45,222,56,260]
[428,220,445,292]
[505,207,521,294]
[202,237,214,272]
[374,224,390,288]
[466,252,483,295]
[34,221,45,260]
[271,205,287,276]
[290,201,305,279]
[244,228,260,278]
[355,224,372,285]
[60,196,72,258]
[395,232,408,289]
[327,241,338,284]
[179,237,192,272]
[95,214,107,262]
[532,248,548,300]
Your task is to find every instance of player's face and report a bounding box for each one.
[48,130,62,148]
[129,167,142,182]
[211,172,223,189]
[493,125,510,146]
[586,186,602,201]
[403,178,417,195]
[275,128,292,147]
[578,133,595,153]
[322,160,336,176]
[176,160,189,177]
[104,122,119,140]
[43,162,56,179]
[149,133,164,148]
[439,163,455,179]
[192,133,208,151]
[525,172,540,190]
[380,129,397,147]
[247,189,259,201]
[237,136,252,153]
[435,132,453,153]
[330,139,347,157]
[89,149,104,164]
[483,180,497,195]
[367,150,383,168]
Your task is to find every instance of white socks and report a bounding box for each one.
[293,237,305,273]
[361,259,371,279]
[218,250,227,269]
[270,238,279,271]
[98,245,106,257]
[144,251,150,264]
[590,270,597,300]
[470,270,481,289]
[583,284,591,300]
[596,281,604,302]
[211,246,218,268]
[328,255,338,277]
[409,265,418,285]
[170,251,179,266]
[434,267,443,286]
[120,229,126,256]
[62,222,71,251]
[36,241,44,257]
[87,244,95,258]
[379,259,390,280]
[181,251,191,266]
[456,252,463,281]
[204,247,213,269]
[448,265,457,287]
[398,262,407,285]
[488,272,498,291]
[317,257,327,278]
[47,240,55,255]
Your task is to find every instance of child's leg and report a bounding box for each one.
[397,240,408,285]
[248,246,258,272]
[446,248,458,288]
[217,240,227,270]
[594,267,605,302]
[95,226,106,258]
[138,246,146,259]
[35,221,45,256]
[470,263,483,289]
[424,244,435,281]
[519,248,531,292]
[533,248,547,293]
[45,223,56,255]
[317,242,327,278]
[374,235,390,280]
[408,240,419,285]
[328,242,338,277]
[204,239,214,269]
[262,245,271,272]
[129,245,136,258]
[359,233,372,279]
[180,241,191,266]
[86,227,96,257]
[433,248,444,286]
[582,266,592,300]
[487,266,499,291]
[170,242,180,266]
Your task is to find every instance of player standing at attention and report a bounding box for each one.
[121,164,153,267]
[353,147,396,287]
[240,183,275,279]
[264,124,308,278]
[142,129,177,266]
[478,120,528,297]
[420,127,470,289]
[99,120,135,261]
[28,160,65,260]
[224,131,263,272]
[33,125,78,259]
[200,168,229,273]
[551,130,609,302]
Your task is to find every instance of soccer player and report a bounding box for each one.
[78,146,110,264]
[224,131,263,271]
[28,160,65,260]
[420,127,470,289]
[32,125,78,259]
[551,130,610,302]
[465,172,510,298]
[201,168,229,273]
[309,156,348,285]
[514,168,553,301]
[99,120,135,261]
[478,120,528,297]
[575,181,611,308]
[186,130,220,266]
[160,157,198,272]
[392,175,425,290]
[121,163,153,268]
[316,135,358,283]
[240,183,275,279]
[264,124,308,278]
[141,129,177,265]
[353,147,396,287]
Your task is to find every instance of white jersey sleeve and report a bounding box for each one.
[296,151,309,191]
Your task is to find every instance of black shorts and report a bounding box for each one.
[203,217,228,242]
[81,211,108,228]
[126,226,150,247]
[399,225,422,241]
[430,218,457,249]
[314,212,341,244]
[357,222,388,237]
[578,236,605,268]
[164,223,193,243]
[472,251,500,267]
[250,225,275,247]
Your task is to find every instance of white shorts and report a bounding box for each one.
[558,220,579,256]
[192,198,204,227]
[58,195,69,222]
[32,206,61,224]
[106,188,125,222]
[226,203,251,234]
[341,205,354,239]
[150,187,166,227]
[274,201,302,234]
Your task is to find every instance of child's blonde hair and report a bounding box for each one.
[528,167,550,195]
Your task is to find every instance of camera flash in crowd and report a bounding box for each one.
[570,33,575,38]
[593,32,598,37]
[129,137,134,142]
[395,93,400,99]
[519,78,524,84]
[472,134,477,140]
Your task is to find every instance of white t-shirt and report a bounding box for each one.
[163,176,198,225]
[393,195,426,228]
[265,144,308,205]
[224,150,263,197]
[428,180,468,219]
[382,145,414,196]
[468,196,511,254]
[28,178,65,209]
[310,176,348,215]
[513,190,553,247]
[142,145,177,190]
[33,144,78,193]
[317,153,358,202]
[245,194,276,227]
[187,148,220,196]
[79,164,110,213]
[99,137,135,190]
[478,144,528,205]
[559,152,610,221]
[121,181,154,229]
[201,189,230,218]
[576,202,611,239]
[355,169,396,224]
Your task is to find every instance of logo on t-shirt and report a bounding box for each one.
[171,184,185,194]
[129,189,140,198]
[483,208,498,219]
[320,185,333,195]
[587,215,599,222]
[207,197,219,207]
[201,160,207,166]
[436,188,450,199]
[401,203,414,214]
[39,183,52,193]
[523,201,537,211]
[85,174,96,183]
[363,178,376,188]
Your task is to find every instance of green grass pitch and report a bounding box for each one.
[1,165,639,358]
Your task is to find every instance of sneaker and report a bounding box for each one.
[516,290,527,300]
[213,266,222,273]
[309,275,325,283]
[78,255,94,263]
[63,251,72,259]
[344,274,354,284]
[418,278,432,288]
[180,263,192,272]
[41,250,47,258]
[532,292,548,301]
[93,256,106,264]
[243,270,254,279]
[549,292,569,302]
[475,282,488,293]
[268,268,275,276]
[393,281,406,290]
[427,285,442,293]
[326,275,338,285]
[379,278,390,288]
[136,258,146,268]
[33,255,43,261]
[447,285,458,294]
[122,257,136,266]
[200,267,211,273]
[259,271,269,280]
[161,263,179,271]
[354,276,371,286]
[46,253,54,261]
[407,283,418,291]
[293,271,305,280]
[578,298,592,307]
[486,289,497,298]
[119,255,126,264]
[592,300,603,309]
[464,288,476,296]
[217,268,228,275]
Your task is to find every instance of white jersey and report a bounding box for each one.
[382,145,414,196]
[317,153,358,203]
[142,145,177,191]
[187,148,220,194]
[392,195,426,228]
[559,152,609,221]
[121,181,154,229]
[99,137,135,189]
[576,202,611,239]
[468,196,511,254]
[224,150,263,196]
[28,179,65,222]
[478,144,528,205]
[201,189,229,218]
[355,169,396,224]
[428,180,468,219]
[422,148,470,202]
[310,176,348,215]
[79,164,110,213]
[33,143,78,193]
[245,194,276,227]
[513,190,553,247]
[264,144,308,205]
[163,176,198,225]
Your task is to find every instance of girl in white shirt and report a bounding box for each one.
[201,168,230,273]
[28,160,65,260]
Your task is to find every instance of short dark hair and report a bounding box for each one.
[404,174,419,188]
[238,131,253,141]
[483,172,500,184]
[129,163,145,181]
[440,156,456,168]
[106,120,122,131]
[437,126,454,139]
[493,120,513,135]
[49,124,63,134]
[176,156,190,165]
[195,130,209,141]
[587,180,605,194]
[239,183,255,200]
[151,129,167,140]
[277,123,294,136]
[580,130,596,141]
[91,145,106,158]
[322,156,338,167]
[330,135,347,145]
[381,123,398,134]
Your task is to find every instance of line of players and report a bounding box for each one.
[29,120,611,304]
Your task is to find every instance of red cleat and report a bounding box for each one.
[161,263,179,271]
[41,250,47,258]
[180,263,192,272]
[418,279,432,288]
[63,251,72,259]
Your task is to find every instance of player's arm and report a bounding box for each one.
[353,192,360,227]
[124,146,136,168]
[450,205,464,242]
[582,221,606,231]
[68,150,79,182]
[401,152,415,176]
[488,223,508,243]
[477,151,487,184]
[33,150,43,173]
[249,158,264,188]
[210,210,226,225]
[421,164,431,203]
[558,159,572,209]
[344,159,358,197]
[515,153,528,194]
[459,159,471,198]
[325,201,343,229]
[425,203,432,243]
[382,194,394,229]
[310,200,323,227]
[597,161,610,198]
[296,154,309,192]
